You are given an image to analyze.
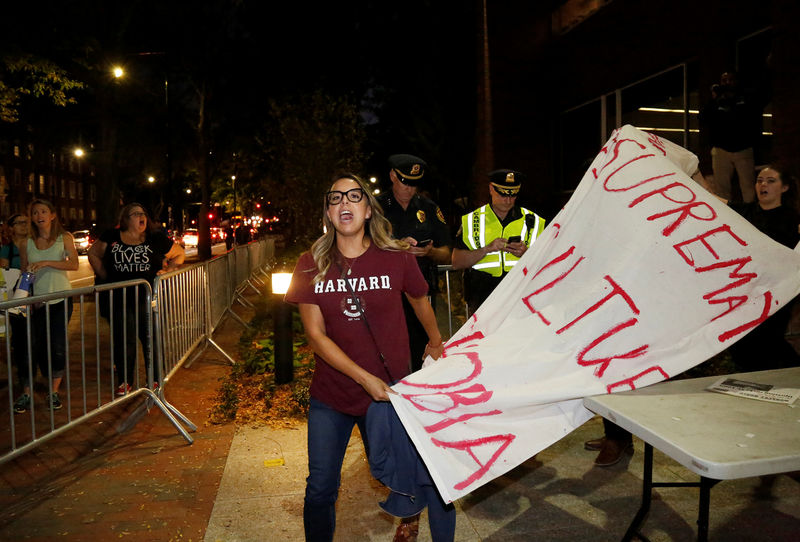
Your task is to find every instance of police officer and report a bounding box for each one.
[452,169,546,315]
[377,154,450,372]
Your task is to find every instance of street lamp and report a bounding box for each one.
[112,66,125,79]
[271,273,294,385]
[148,175,156,183]
[231,175,237,215]
[74,148,85,158]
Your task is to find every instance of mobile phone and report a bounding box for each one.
[507,235,521,243]
[416,239,432,247]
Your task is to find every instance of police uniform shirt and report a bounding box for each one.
[455,204,524,310]
[453,204,524,252]
[378,191,450,290]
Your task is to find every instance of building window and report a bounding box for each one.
[79,208,84,221]
[91,209,96,221]
[39,174,45,194]
[70,207,77,220]
[26,143,34,160]
[557,98,603,192]
[61,179,67,198]
[78,183,83,199]
[13,145,20,157]
[69,180,76,199]
[90,185,96,202]
[557,63,700,192]
[27,173,34,193]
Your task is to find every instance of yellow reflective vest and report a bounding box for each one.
[461,204,546,277]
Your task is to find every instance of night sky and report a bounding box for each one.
[4,1,478,184]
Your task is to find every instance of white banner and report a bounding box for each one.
[389,125,800,503]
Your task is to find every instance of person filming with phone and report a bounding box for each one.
[452,169,546,315]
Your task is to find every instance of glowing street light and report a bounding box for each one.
[272,272,294,385]
[112,66,125,79]
[148,176,156,183]
[74,148,85,158]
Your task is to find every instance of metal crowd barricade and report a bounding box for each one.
[1,239,275,465]
[436,264,469,338]
[233,245,256,308]
[154,239,275,374]
[0,281,193,467]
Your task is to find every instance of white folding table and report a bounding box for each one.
[583,367,800,541]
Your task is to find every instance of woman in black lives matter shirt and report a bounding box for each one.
[89,203,185,395]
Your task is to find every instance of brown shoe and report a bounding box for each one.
[584,436,605,451]
[594,438,634,467]
[393,516,420,542]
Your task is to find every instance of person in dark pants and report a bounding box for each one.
[377,154,451,374]
[285,173,450,542]
[89,203,185,395]
[14,200,79,413]
[224,222,234,250]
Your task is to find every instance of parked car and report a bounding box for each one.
[210,227,225,244]
[73,230,93,254]
[181,228,199,247]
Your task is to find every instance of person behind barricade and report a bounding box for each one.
[451,169,546,315]
[2,213,31,413]
[13,200,78,413]
[284,173,454,542]
[88,203,185,396]
[376,154,451,375]
[726,164,800,371]
[234,221,250,245]
[223,221,234,251]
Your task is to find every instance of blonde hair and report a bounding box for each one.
[28,199,65,242]
[310,173,408,283]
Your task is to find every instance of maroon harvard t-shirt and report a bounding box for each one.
[285,242,428,416]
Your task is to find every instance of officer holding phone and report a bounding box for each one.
[452,169,546,315]
[377,154,451,372]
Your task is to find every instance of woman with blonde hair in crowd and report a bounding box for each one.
[285,173,454,542]
[13,199,78,413]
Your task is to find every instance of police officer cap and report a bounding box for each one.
[389,154,427,186]
[489,169,524,196]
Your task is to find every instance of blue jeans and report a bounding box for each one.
[304,398,369,542]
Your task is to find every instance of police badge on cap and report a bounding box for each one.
[489,169,524,196]
[389,154,427,187]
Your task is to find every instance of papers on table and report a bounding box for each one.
[706,377,800,405]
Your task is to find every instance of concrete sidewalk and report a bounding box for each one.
[204,416,800,541]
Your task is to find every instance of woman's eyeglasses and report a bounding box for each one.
[128,211,147,218]
[325,188,364,206]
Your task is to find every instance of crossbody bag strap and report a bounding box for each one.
[336,261,395,383]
